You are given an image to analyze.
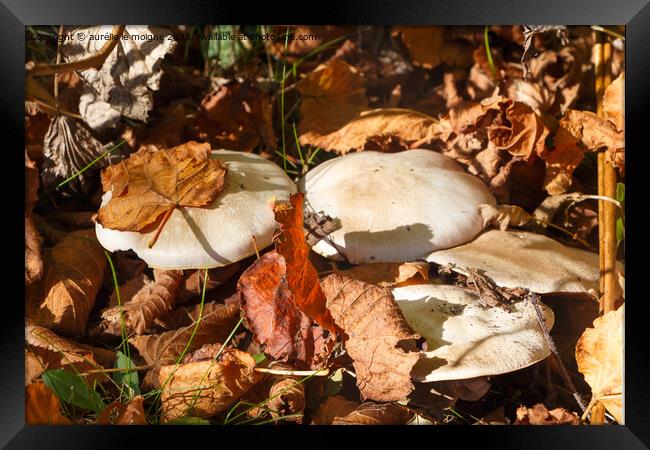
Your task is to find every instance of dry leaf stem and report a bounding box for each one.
[28,25,126,76]
[595,33,620,315]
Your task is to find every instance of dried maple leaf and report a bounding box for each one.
[297,59,367,147]
[238,252,334,369]
[99,269,183,335]
[514,403,579,425]
[26,382,73,425]
[27,230,106,336]
[42,114,106,191]
[97,141,227,240]
[189,78,276,152]
[61,26,176,130]
[321,273,421,401]
[97,396,148,425]
[130,301,240,386]
[156,348,262,421]
[274,193,336,331]
[576,305,624,424]
[300,108,450,155]
[334,262,429,288]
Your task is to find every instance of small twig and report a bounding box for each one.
[526,293,586,413]
[251,235,260,259]
[80,364,156,376]
[254,367,330,377]
[28,25,125,76]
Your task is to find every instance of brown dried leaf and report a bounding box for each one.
[97,141,227,232]
[478,203,533,231]
[268,26,353,62]
[25,214,43,285]
[603,72,624,132]
[97,396,148,425]
[335,262,429,287]
[25,322,114,384]
[333,402,414,425]
[540,126,586,194]
[238,252,334,369]
[157,349,262,421]
[300,108,450,155]
[576,305,624,423]
[321,274,421,401]
[266,376,306,423]
[27,230,106,336]
[100,269,183,335]
[189,79,275,152]
[560,109,624,153]
[393,27,471,69]
[514,403,579,425]
[42,114,107,191]
[107,272,153,309]
[304,211,341,248]
[26,382,73,425]
[297,59,367,147]
[25,349,47,386]
[311,395,360,425]
[25,152,39,211]
[274,193,336,331]
[130,301,240,369]
[177,264,241,303]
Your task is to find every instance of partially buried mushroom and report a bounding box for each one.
[96,149,296,269]
[426,230,625,295]
[299,150,496,264]
[392,283,555,382]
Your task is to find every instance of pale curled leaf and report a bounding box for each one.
[157,349,262,421]
[478,204,533,231]
[97,141,227,232]
[321,274,421,402]
[576,305,624,423]
[61,26,176,130]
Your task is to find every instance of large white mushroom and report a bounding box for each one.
[392,283,554,382]
[96,150,296,269]
[299,150,496,264]
[426,230,625,294]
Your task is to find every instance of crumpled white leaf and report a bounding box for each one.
[62,25,176,130]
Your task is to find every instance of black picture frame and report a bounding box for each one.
[4,0,649,447]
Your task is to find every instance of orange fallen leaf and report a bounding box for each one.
[299,108,450,155]
[576,305,624,424]
[274,193,336,331]
[97,141,227,242]
[393,26,471,69]
[26,382,73,425]
[297,59,367,148]
[321,273,421,402]
[238,251,335,369]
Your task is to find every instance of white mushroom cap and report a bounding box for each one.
[96,150,297,269]
[426,230,624,294]
[299,150,495,264]
[392,283,554,382]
